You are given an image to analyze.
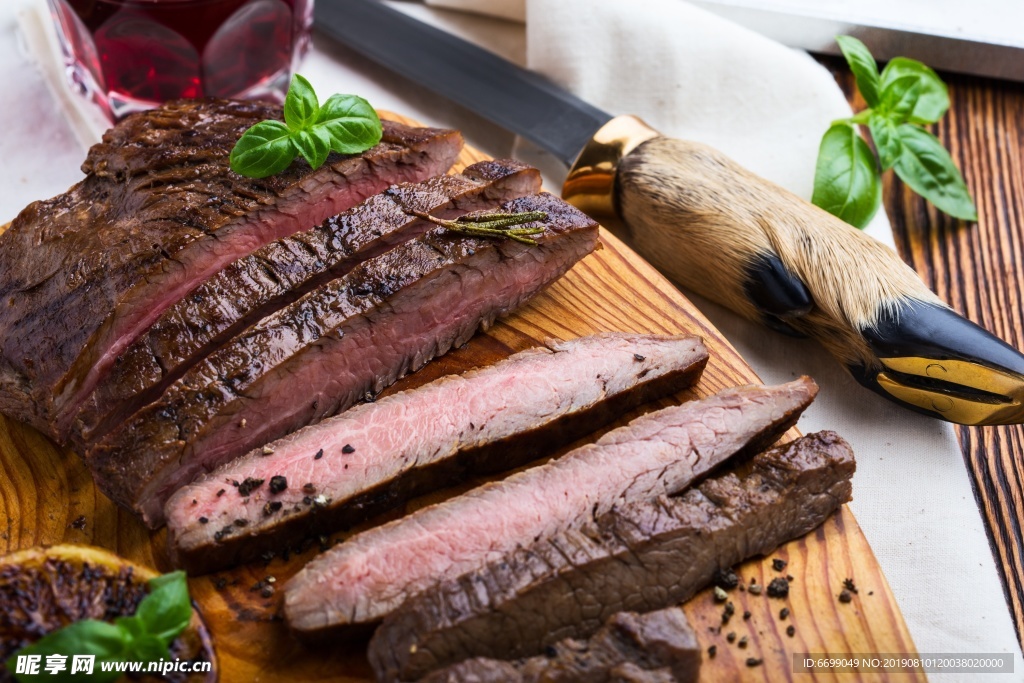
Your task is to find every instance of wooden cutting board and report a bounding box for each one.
[0,114,924,682]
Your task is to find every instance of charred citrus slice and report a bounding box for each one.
[0,544,216,682]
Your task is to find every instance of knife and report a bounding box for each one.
[316,0,1024,426]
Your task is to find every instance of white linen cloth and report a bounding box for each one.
[6,0,1021,672]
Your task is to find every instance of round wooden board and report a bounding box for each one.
[0,113,923,682]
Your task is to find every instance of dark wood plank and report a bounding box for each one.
[822,55,1024,646]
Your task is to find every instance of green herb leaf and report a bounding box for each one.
[811,122,881,229]
[7,620,126,683]
[880,57,949,124]
[229,120,295,179]
[230,78,383,178]
[292,129,331,169]
[893,125,977,220]
[836,36,882,107]
[316,94,383,154]
[283,74,320,132]
[126,634,171,663]
[878,74,923,124]
[137,571,192,643]
[868,112,902,170]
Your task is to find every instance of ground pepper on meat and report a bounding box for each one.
[237,477,264,496]
[772,558,787,572]
[342,444,356,454]
[269,476,288,494]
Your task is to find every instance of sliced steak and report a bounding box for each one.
[284,378,817,638]
[419,607,700,683]
[370,431,855,682]
[165,333,709,574]
[89,193,599,526]
[72,159,541,445]
[0,98,461,439]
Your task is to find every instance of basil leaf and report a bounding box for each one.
[880,57,949,124]
[230,120,296,179]
[7,620,126,683]
[126,634,171,663]
[316,94,383,154]
[878,74,923,124]
[114,615,145,639]
[868,112,902,170]
[811,122,881,229]
[893,125,977,221]
[292,128,331,169]
[836,35,881,107]
[283,74,319,132]
[137,570,192,644]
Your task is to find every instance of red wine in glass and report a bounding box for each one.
[48,0,313,121]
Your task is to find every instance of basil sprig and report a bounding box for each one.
[811,36,977,228]
[7,571,193,682]
[230,74,383,178]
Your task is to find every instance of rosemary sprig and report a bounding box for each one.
[413,210,548,246]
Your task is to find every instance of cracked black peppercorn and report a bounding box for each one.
[713,567,740,590]
[269,475,288,494]
[767,577,790,598]
[237,477,264,496]
[342,444,356,454]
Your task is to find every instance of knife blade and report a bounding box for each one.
[315,0,1024,426]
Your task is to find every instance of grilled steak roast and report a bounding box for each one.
[90,193,599,526]
[72,159,541,445]
[165,333,710,573]
[370,431,855,682]
[285,378,817,638]
[0,99,461,440]
[419,607,700,683]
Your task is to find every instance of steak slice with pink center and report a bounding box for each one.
[284,378,818,639]
[89,193,599,526]
[369,430,853,682]
[164,333,709,574]
[0,99,461,440]
[72,159,541,446]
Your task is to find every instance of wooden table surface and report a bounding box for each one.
[825,57,1024,648]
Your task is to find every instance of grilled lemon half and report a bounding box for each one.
[0,544,216,682]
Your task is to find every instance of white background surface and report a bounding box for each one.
[2,0,1022,676]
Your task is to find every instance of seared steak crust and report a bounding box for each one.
[419,607,700,683]
[73,160,540,444]
[284,379,817,638]
[369,431,854,682]
[90,194,598,525]
[164,333,709,574]
[0,99,460,439]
